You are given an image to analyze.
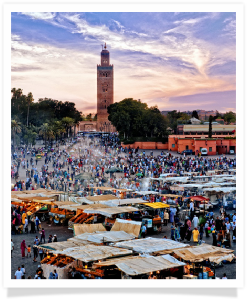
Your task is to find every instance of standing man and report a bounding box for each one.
[15,266,23,279]
[141,224,147,238]
[192,214,199,229]
[189,200,194,220]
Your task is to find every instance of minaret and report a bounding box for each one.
[97,43,114,132]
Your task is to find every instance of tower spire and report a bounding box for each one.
[104,42,107,49]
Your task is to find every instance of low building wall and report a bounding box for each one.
[121,142,168,150]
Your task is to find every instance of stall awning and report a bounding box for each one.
[189,196,209,202]
[52,201,79,206]
[115,254,185,276]
[86,194,118,202]
[173,244,235,264]
[73,223,106,235]
[83,206,139,217]
[111,218,142,238]
[114,237,189,254]
[134,191,159,195]
[71,231,136,244]
[52,245,133,263]
[102,198,148,207]
[143,202,170,209]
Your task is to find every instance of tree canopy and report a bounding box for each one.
[107,98,168,140]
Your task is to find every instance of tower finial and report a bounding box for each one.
[104,42,107,49]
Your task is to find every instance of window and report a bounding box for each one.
[186,145,189,150]
[172,144,175,148]
[209,147,212,152]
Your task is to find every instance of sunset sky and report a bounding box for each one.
[11,12,236,114]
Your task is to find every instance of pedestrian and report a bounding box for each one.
[40,228,45,243]
[39,248,44,261]
[52,234,58,242]
[192,227,199,243]
[185,227,192,242]
[199,224,204,240]
[192,215,199,229]
[222,273,227,279]
[20,239,27,258]
[27,244,31,257]
[48,272,55,279]
[205,221,209,237]
[20,264,26,279]
[163,210,169,226]
[11,239,14,258]
[15,266,23,279]
[54,269,58,279]
[141,224,147,238]
[212,230,217,246]
[48,235,53,243]
[35,216,40,231]
[30,219,36,233]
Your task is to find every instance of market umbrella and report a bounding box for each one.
[75,173,92,180]
[105,167,123,173]
[136,173,143,177]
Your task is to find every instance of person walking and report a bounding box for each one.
[30,218,36,233]
[163,210,169,226]
[35,216,40,232]
[192,227,199,243]
[39,248,44,261]
[48,235,53,243]
[20,264,26,279]
[212,230,217,246]
[40,228,45,243]
[205,221,210,238]
[20,240,27,259]
[192,215,199,229]
[199,224,204,241]
[141,224,147,238]
[11,239,14,258]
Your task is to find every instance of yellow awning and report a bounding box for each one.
[143,202,170,209]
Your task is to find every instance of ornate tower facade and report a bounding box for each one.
[97,43,114,132]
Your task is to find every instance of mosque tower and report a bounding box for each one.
[97,43,114,132]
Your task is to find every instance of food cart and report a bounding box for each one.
[139,202,170,234]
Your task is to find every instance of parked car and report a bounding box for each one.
[229,150,235,154]
[200,148,208,156]
[181,150,194,155]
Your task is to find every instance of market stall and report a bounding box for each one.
[49,201,79,225]
[48,244,133,279]
[93,254,185,279]
[139,202,170,233]
[172,244,235,279]
[73,223,106,236]
[111,218,142,238]
[83,206,139,230]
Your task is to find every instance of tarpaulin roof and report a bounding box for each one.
[35,239,90,252]
[114,237,189,254]
[203,187,236,193]
[52,201,79,206]
[115,254,185,276]
[73,223,106,235]
[102,198,148,207]
[143,202,170,209]
[173,244,235,264]
[86,194,118,202]
[52,245,133,263]
[94,255,141,267]
[83,206,139,217]
[134,191,159,195]
[111,218,142,237]
[70,231,136,244]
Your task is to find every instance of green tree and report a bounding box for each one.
[61,117,74,138]
[39,123,51,149]
[11,119,22,149]
[26,92,34,127]
[223,111,236,124]
[23,128,37,147]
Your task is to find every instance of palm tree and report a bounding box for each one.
[26,92,34,127]
[39,123,51,149]
[61,117,74,138]
[11,119,22,149]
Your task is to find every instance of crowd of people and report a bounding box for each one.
[11,134,236,279]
